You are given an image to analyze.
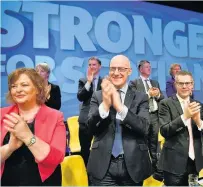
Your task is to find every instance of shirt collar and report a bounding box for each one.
[140,75,150,81]
[119,83,128,94]
[176,93,190,104]
[93,74,99,80]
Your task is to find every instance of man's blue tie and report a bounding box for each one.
[112,90,124,157]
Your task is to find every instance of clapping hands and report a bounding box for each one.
[3,113,34,150]
[183,101,202,128]
[148,87,160,97]
[101,77,123,112]
[87,67,94,83]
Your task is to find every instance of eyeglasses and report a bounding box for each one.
[110,67,130,73]
[172,68,181,71]
[175,81,193,87]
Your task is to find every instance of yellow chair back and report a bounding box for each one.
[67,116,81,153]
[61,155,88,186]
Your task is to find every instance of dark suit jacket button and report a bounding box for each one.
[187,137,189,140]
[127,124,131,129]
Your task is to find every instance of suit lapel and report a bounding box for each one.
[124,86,135,109]
[96,76,102,91]
[150,80,157,87]
[150,80,154,87]
[137,78,146,92]
[172,95,183,115]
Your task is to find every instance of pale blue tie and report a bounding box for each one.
[112,90,124,157]
[145,79,155,112]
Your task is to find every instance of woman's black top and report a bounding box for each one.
[1,121,61,186]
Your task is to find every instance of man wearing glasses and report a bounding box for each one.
[87,55,151,186]
[130,60,165,181]
[158,71,203,186]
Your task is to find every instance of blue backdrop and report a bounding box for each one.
[1,1,203,119]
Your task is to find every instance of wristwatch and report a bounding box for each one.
[27,136,36,147]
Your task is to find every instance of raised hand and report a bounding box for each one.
[183,101,201,120]
[111,87,123,113]
[101,77,113,112]
[87,67,94,83]
[190,102,202,127]
[152,87,160,97]
[3,113,34,145]
[8,133,23,152]
[149,87,160,97]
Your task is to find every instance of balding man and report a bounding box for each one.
[87,55,152,186]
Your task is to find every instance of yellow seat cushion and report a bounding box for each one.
[144,176,164,186]
[61,155,88,186]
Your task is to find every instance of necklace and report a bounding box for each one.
[19,106,41,123]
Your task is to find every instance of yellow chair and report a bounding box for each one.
[144,176,164,186]
[67,116,81,153]
[158,131,165,149]
[61,155,88,186]
[199,169,203,185]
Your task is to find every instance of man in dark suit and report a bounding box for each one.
[87,55,151,186]
[130,60,164,181]
[158,71,203,186]
[77,57,102,165]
